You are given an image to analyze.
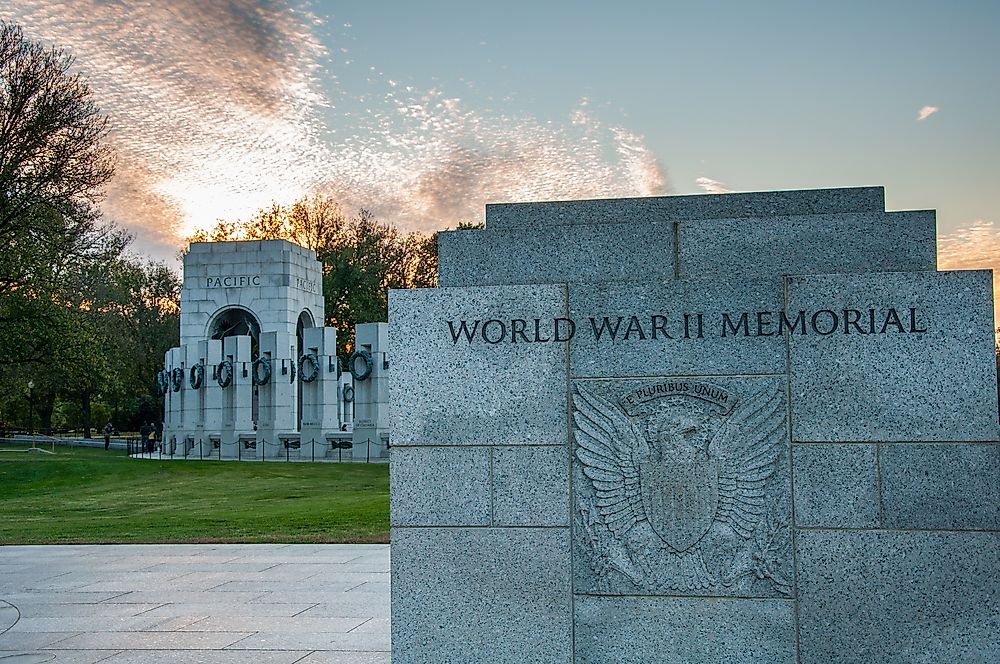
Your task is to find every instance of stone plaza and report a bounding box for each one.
[0,543,390,663]
[389,186,999,662]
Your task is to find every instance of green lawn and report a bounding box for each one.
[0,445,389,544]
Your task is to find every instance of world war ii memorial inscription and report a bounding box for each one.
[388,187,999,663]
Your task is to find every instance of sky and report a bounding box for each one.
[3,0,999,287]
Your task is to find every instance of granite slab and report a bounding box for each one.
[389,285,569,446]
[792,443,880,528]
[787,270,999,442]
[678,210,936,278]
[796,530,1000,664]
[390,527,571,663]
[438,222,675,287]
[880,443,1000,530]
[492,445,570,527]
[389,446,491,526]
[574,596,796,664]
[486,187,885,230]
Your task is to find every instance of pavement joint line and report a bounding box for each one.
[345,582,368,592]
[130,602,170,616]
[346,616,373,633]
[39,630,84,648]
[290,603,320,617]
[98,592,133,603]
[219,632,261,650]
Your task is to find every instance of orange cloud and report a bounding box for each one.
[3,2,671,263]
[938,220,1000,331]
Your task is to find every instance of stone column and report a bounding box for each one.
[162,346,183,455]
[179,342,201,457]
[195,339,222,458]
[256,330,296,458]
[351,322,390,460]
[299,326,339,461]
[220,335,253,459]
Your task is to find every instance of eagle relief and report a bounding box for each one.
[572,379,793,598]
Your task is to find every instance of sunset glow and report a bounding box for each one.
[2,0,998,289]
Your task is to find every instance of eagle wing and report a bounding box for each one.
[573,385,647,537]
[713,389,785,539]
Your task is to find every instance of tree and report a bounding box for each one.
[0,20,117,374]
[0,21,115,245]
[0,23,179,435]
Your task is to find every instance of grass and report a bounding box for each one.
[0,445,389,545]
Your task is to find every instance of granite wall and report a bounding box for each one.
[389,187,999,663]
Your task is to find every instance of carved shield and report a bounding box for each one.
[640,459,719,552]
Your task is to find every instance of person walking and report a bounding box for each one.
[139,422,152,452]
[103,421,113,450]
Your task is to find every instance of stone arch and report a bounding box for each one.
[207,306,262,357]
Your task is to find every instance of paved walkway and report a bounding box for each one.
[0,544,391,663]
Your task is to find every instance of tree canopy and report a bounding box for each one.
[0,21,177,436]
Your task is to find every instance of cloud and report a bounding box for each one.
[917,105,939,121]
[3,2,670,262]
[938,219,1000,325]
[695,177,731,194]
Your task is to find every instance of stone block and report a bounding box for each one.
[678,211,936,278]
[567,278,786,378]
[574,596,796,664]
[796,530,1000,664]
[880,443,1000,530]
[787,270,998,442]
[486,186,885,231]
[571,375,793,599]
[388,285,568,446]
[437,222,675,287]
[792,444,879,528]
[390,447,491,526]
[493,446,569,526]
[390,527,571,663]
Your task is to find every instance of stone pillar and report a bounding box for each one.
[390,188,1000,663]
[256,330,296,458]
[220,335,253,459]
[162,346,183,455]
[352,322,390,460]
[299,326,339,460]
[179,343,201,457]
[195,339,222,459]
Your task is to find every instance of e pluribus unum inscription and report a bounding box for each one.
[571,377,793,598]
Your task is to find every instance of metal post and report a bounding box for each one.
[367,437,371,464]
[27,380,34,450]
[311,439,315,463]
[199,439,203,461]
[286,440,289,462]
[239,440,241,462]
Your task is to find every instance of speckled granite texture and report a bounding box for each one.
[485,186,885,230]
[787,270,998,442]
[390,187,999,663]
